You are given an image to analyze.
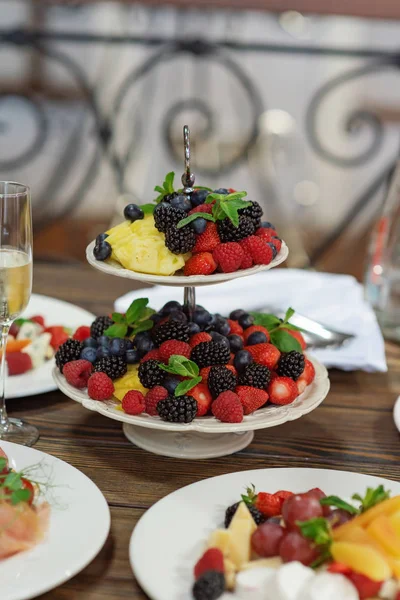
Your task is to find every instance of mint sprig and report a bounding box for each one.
[320,495,358,515]
[176,212,215,229]
[250,307,304,353]
[104,298,155,338]
[352,485,390,513]
[154,171,176,203]
[176,190,252,230]
[159,355,201,396]
[297,517,333,568]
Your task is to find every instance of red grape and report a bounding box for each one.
[327,508,354,528]
[306,487,330,517]
[251,522,286,557]
[281,493,323,529]
[279,531,319,566]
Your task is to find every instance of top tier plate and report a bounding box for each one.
[86,240,288,287]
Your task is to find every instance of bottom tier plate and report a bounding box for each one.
[53,356,329,459]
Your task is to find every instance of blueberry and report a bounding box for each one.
[228,334,243,353]
[126,348,140,364]
[204,314,217,332]
[136,334,154,356]
[98,335,110,347]
[170,194,192,212]
[267,242,277,259]
[125,339,134,350]
[169,310,187,323]
[238,313,254,329]
[80,347,97,363]
[96,233,108,244]
[134,331,152,345]
[229,309,246,321]
[210,331,230,349]
[110,337,127,356]
[83,337,98,349]
[163,377,180,394]
[193,309,212,328]
[150,313,163,325]
[213,188,229,195]
[96,346,111,359]
[215,317,230,336]
[161,301,182,316]
[234,349,253,372]
[191,189,209,206]
[261,221,276,229]
[191,217,207,235]
[188,322,201,335]
[123,203,144,222]
[247,331,268,345]
[93,241,111,261]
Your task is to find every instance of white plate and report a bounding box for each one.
[0,440,110,600]
[130,467,400,600]
[86,240,288,287]
[393,396,400,433]
[6,294,95,399]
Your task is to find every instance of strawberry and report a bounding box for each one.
[6,352,32,376]
[301,358,315,384]
[213,242,244,273]
[63,359,93,388]
[189,203,214,215]
[345,572,382,600]
[328,563,352,575]
[268,376,298,405]
[190,332,212,348]
[200,366,212,381]
[145,386,168,416]
[212,391,243,423]
[184,252,217,276]
[46,326,69,350]
[236,386,269,414]
[243,325,269,344]
[296,379,308,395]
[88,372,114,401]
[30,315,45,328]
[227,319,243,336]
[240,236,274,265]
[189,383,212,416]
[255,492,281,517]
[122,390,145,415]
[72,326,91,342]
[192,222,220,253]
[240,246,254,270]
[274,490,294,512]
[194,548,224,580]
[140,349,162,363]
[282,328,306,350]
[159,340,191,363]
[246,343,280,369]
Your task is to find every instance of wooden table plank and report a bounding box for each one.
[8,259,399,599]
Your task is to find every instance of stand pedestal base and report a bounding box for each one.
[122,425,254,459]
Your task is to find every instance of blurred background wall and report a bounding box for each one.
[2,1,400,275]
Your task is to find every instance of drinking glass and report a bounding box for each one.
[0,182,38,445]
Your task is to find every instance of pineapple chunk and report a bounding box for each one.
[331,542,392,581]
[389,511,400,538]
[367,515,400,558]
[224,558,236,590]
[334,496,400,540]
[229,502,257,533]
[228,518,254,569]
[207,529,232,557]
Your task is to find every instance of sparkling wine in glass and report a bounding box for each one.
[0,182,38,445]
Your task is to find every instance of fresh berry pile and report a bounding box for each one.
[57,297,316,424]
[93,172,283,277]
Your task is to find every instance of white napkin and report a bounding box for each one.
[114,269,387,373]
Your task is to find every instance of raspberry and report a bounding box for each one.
[159,340,191,363]
[72,326,91,341]
[246,343,281,369]
[192,222,220,253]
[236,386,269,414]
[268,376,298,405]
[255,228,275,242]
[184,252,217,276]
[140,349,162,363]
[213,242,244,273]
[122,390,145,415]
[211,391,243,423]
[63,359,93,389]
[145,386,168,416]
[6,352,32,376]
[87,372,114,400]
[188,383,212,416]
[194,548,224,580]
[243,325,269,344]
[240,236,274,265]
[227,319,244,336]
[240,246,254,270]
[190,332,212,349]
[188,203,214,215]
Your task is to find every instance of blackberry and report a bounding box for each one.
[239,200,263,227]
[238,363,271,389]
[55,339,83,373]
[157,395,197,423]
[164,224,196,254]
[90,316,113,340]
[138,359,166,388]
[217,215,256,242]
[190,341,230,369]
[94,356,127,380]
[208,365,237,399]
[277,351,305,381]
[153,203,186,233]
[192,571,225,600]
[225,502,266,528]
[152,320,190,346]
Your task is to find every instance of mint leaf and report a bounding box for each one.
[11,488,31,505]
[206,193,226,204]
[126,298,148,324]
[193,186,212,191]
[177,213,215,229]
[225,199,252,210]
[132,320,153,335]
[104,323,128,338]
[282,323,305,332]
[270,329,302,353]
[164,172,175,194]
[320,496,358,515]
[4,472,22,492]
[220,202,240,227]
[154,186,164,194]
[297,517,332,546]
[0,457,7,472]
[174,376,202,396]
[141,203,155,215]
[251,313,281,331]
[159,356,199,378]
[283,307,295,324]
[352,485,390,513]
[112,312,126,324]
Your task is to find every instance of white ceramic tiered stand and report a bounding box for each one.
[53,127,330,459]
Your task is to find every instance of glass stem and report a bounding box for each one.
[0,323,10,430]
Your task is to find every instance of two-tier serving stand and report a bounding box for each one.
[53,127,330,459]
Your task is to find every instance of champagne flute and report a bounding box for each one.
[0,182,38,446]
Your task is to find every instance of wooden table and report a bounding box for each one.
[11,260,400,599]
